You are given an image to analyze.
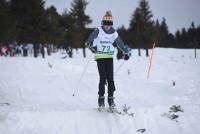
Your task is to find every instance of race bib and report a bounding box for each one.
[97,41,115,55]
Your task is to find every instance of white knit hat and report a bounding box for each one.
[102,10,113,25]
[103,10,113,21]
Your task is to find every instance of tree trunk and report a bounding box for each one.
[83,47,86,58]
[194,48,197,59]
[41,44,45,58]
[138,48,141,56]
[33,43,38,58]
[47,44,51,56]
[146,48,149,57]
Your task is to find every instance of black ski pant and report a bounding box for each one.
[96,58,115,97]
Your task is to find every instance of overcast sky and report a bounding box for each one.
[44,0,200,34]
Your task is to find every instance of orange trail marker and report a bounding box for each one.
[147,43,156,79]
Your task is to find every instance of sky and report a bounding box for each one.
[44,0,200,34]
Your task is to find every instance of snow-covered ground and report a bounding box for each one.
[0,48,200,134]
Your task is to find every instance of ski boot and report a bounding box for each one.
[98,96,106,112]
[108,96,117,112]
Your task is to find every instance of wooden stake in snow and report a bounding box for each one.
[147,43,156,79]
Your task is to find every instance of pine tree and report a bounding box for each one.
[159,18,169,47]
[187,22,196,47]
[154,19,161,45]
[196,25,200,50]
[0,0,14,43]
[167,33,175,48]
[180,28,187,47]
[129,0,154,57]
[44,6,65,48]
[60,10,76,57]
[129,8,142,56]
[175,30,181,48]
[69,0,92,57]
[10,0,45,57]
[117,26,128,59]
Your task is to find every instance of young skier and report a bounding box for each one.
[85,11,130,110]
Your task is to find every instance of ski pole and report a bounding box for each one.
[72,53,91,96]
[147,43,156,79]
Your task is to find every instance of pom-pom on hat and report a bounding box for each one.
[103,10,113,21]
[102,10,113,26]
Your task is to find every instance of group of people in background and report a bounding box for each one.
[0,44,12,56]
[0,43,33,57]
[0,43,76,58]
[0,43,43,57]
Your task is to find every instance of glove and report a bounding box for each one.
[89,46,97,53]
[124,53,130,60]
[85,42,97,53]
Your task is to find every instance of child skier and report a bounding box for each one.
[85,11,130,110]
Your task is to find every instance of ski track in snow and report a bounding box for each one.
[0,48,200,134]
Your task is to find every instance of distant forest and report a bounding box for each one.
[0,0,200,56]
